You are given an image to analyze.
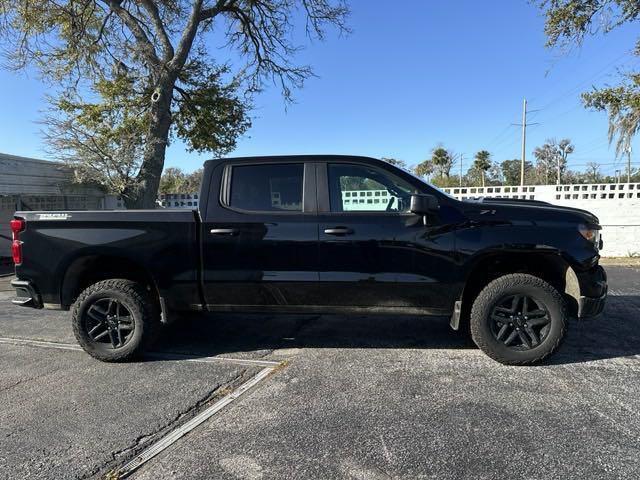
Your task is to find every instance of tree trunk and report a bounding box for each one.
[123,79,175,209]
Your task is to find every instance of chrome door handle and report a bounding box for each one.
[324,227,354,235]
[210,228,239,236]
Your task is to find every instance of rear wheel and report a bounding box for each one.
[72,279,158,362]
[470,274,567,365]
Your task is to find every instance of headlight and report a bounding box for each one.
[579,224,601,247]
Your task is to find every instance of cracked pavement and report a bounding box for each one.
[1,266,639,479]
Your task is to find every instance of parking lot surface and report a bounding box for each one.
[0,266,639,479]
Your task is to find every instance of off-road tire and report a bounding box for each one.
[71,279,158,362]
[470,274,567,365]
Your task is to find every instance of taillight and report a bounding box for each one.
[10,218,25,265]
[11,241,22,265]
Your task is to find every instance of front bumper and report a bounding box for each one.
[576,265,607,318]
[11,279,42,308]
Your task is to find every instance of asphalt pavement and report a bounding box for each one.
[0,266,638,479]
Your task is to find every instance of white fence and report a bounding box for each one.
[443,183,640,257]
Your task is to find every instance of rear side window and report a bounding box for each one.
[228,164,304,212]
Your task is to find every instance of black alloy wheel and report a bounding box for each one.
[470,273,568,365]
[83,297,136,349]
[489,294,551,350]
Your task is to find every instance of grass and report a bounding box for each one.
[599,257,640,266]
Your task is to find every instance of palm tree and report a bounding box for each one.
[473,150,492,187]
[431,147,453,179]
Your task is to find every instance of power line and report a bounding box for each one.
[537,52,631,112]
[486,124,515,149]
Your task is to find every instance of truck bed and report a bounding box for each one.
[13,209,202,311]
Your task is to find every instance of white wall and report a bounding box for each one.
[443,183,640,257]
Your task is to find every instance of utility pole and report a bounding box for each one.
[557,156,561,185]
[520,98,527,187]
[512,99,539,186]
[627,146,632,184]
[459,154,464,187]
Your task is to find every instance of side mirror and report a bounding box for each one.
[410,194,439,215]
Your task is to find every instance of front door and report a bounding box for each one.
[201,160,319,309]
[314,161,457,314]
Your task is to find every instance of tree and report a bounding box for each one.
[501,159,532,185]
[184,168,204,192]
[533,143,556,184]
[1,0,349,208]
[472,150,491,187]
[583,76,640,155]
[537,0,640,154]
[556,138,575,184]
[413,160,434,179]
[585,162,602,183]
[533,138,573,184]
[159,167,187,194]
[430,147,454,179]
[381,157,409,172]
[159,167,203,193]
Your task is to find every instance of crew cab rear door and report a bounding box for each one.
[201,159,319,309]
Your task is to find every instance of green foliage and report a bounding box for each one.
[537,0,640,155]
[430,147,454,178]
[159,167,203,194]
[501,159,533,185]
[473,151,491,170]
[430,175,465,188]
[583,73,640,154]
[380,157,409,171]
[538,0,639,49]
[471,150,492,186]
[44,76,148,194]
[413,160,434,179]
[584,162,602,183]
[173,62,251,153]
[43,61,249,199]
[533,138,574,184]
[412,146,454,181]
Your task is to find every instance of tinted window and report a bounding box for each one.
[328,163,416,212]
[229,164,304,212]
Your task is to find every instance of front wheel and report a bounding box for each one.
[470,274,567,365]
[71,279,158,362]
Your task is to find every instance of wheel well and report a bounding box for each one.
[61,255,159,309]
[458,253,577,329]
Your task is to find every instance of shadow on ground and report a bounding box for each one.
[154,295,640,366]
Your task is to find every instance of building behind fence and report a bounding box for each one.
[0,153,108,258]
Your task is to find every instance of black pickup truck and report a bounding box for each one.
[10,155,607,365]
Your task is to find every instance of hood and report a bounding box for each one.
[460,197,600,226]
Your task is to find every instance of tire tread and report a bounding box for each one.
[71,279,157,362]
[470,273,567,365]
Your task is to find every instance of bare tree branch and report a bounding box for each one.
[169,0,204,71]
[101,0,161,67]
[138,0,175,60]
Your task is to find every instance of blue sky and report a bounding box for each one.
[0,0,638,176]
